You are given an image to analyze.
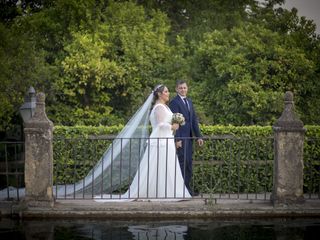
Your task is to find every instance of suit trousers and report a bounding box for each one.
[176,138,193,193]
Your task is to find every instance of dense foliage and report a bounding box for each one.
[1,0,320,132]
[53,125,320,194]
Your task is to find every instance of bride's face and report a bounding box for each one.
[159,87,170,103]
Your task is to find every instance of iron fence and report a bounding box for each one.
[192,136,274,201]
[53,136,275,201]
[1,136,319,201]
[0,141,25,200]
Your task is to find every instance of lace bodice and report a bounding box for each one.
[149,104,173,137]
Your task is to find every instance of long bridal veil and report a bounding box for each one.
[55,93,154,197]
[0,93,154,200]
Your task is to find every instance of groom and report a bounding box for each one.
[169,80,203,196]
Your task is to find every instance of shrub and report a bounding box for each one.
[53,125,319,194]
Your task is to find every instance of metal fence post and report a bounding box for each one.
[24,92,54,207]
[272,91,305,205]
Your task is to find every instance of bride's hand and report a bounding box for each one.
[172,123,179,131]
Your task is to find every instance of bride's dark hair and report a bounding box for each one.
[151,84,166,109]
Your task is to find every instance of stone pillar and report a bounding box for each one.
[272,91,305,205]
[24,92,54,207]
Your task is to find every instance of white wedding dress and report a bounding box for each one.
[95,103,191,201]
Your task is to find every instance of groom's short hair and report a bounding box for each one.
[176,79,187,86]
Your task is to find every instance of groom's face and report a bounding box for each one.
[176,83,188,97]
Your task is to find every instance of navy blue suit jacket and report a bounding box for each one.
[169,95,202,139]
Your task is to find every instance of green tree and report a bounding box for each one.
[51,1,172,125]
[0,22,54,131]
[252,1,320,124]
[138,0,257,34]
[191,23,315,125]
[1,0,320,130]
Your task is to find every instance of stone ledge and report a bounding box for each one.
[2,199,319,219]
[18,209,320,220]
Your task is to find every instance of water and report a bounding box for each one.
[1,218,319,240]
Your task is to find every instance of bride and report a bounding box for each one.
[0,85,191,201]
[95,84,191,201]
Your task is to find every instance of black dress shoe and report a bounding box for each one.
[190,191,199,196]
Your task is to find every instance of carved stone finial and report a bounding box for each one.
[284,91,293,102]
[273,91,304,130]
[37,92,46,103]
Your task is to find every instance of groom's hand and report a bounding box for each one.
[176,140,182,148]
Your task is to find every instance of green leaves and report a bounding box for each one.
[0,22,54,131]
[53,124,319,194]
[1,0,320,131]
[191,23,315,125]
[49,1,172,126]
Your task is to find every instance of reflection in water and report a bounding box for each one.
[128,225,187,240]
[274,226,304,240]
[0,218,320,240]
[25,222,54,240]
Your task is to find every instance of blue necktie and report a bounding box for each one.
[183,98,189,111]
